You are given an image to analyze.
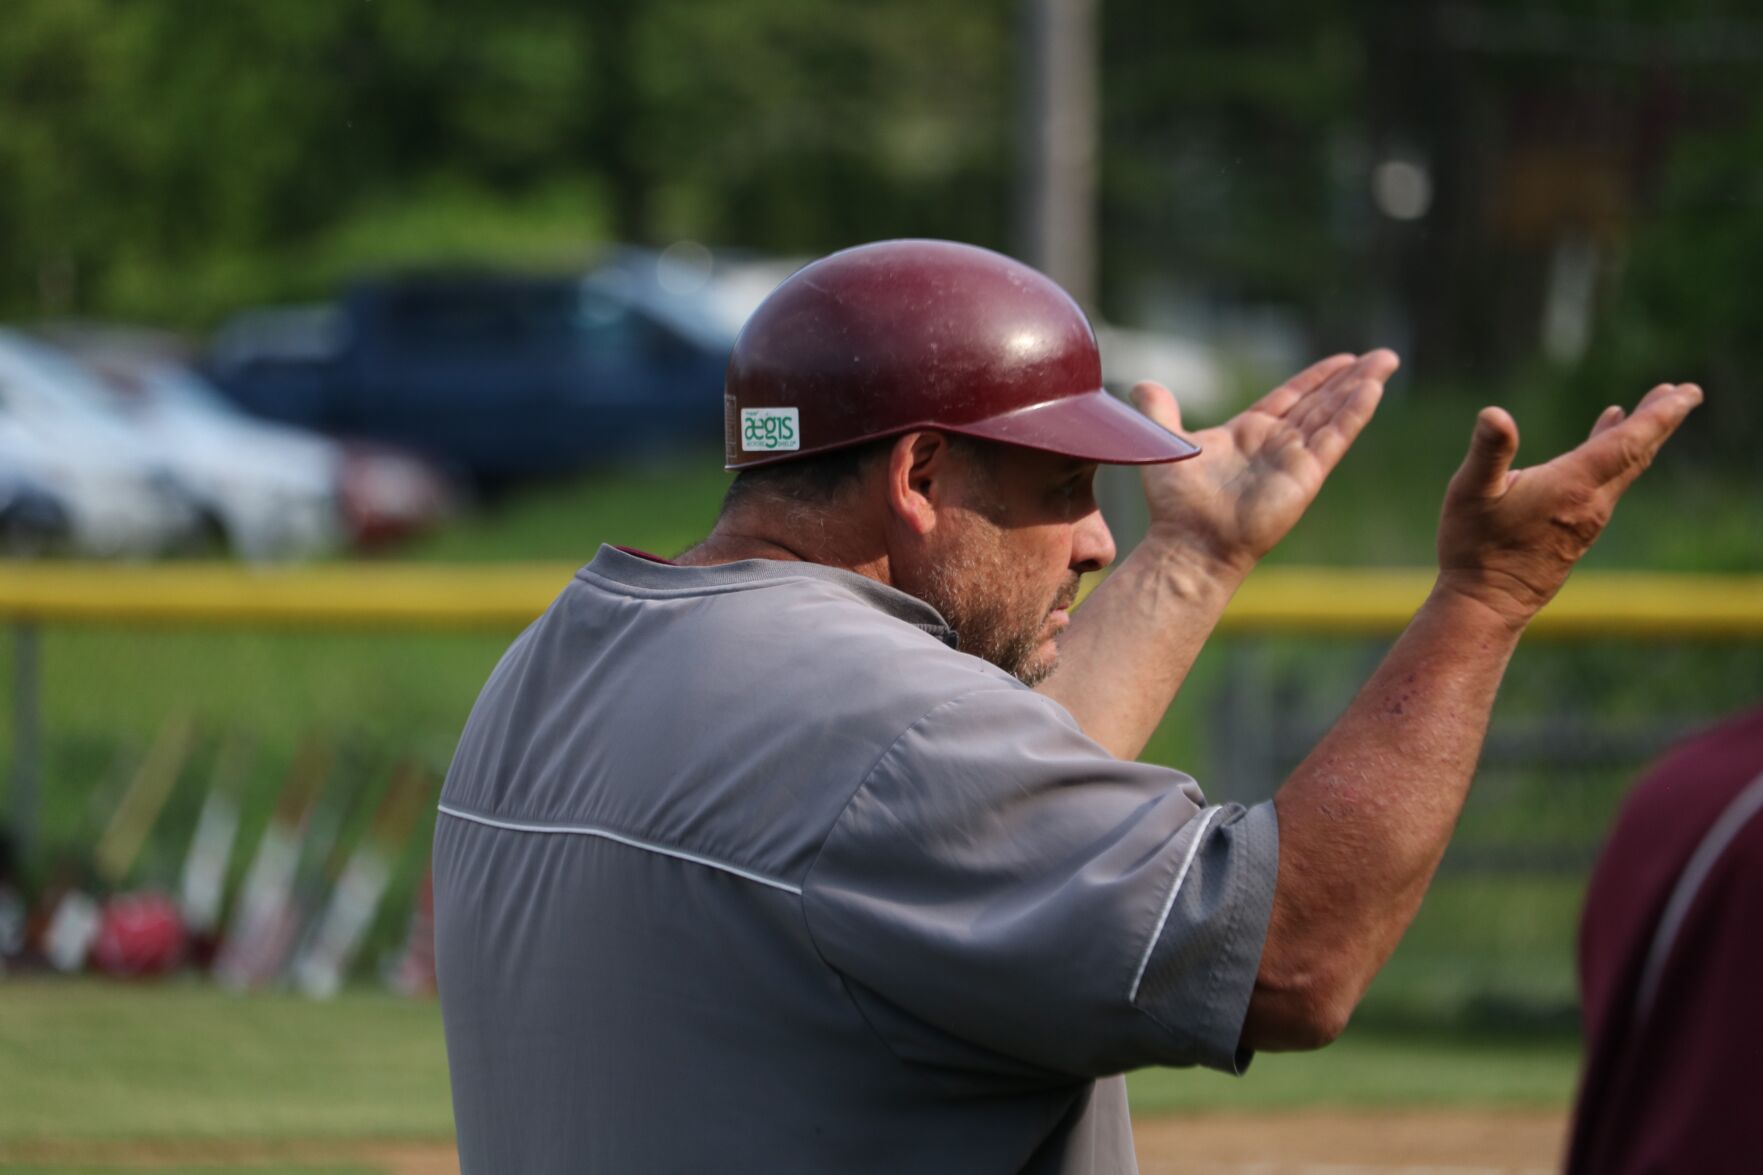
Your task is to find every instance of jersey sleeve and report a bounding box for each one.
[800,685,1278,1081]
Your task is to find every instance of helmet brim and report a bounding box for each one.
[950,387,1201,465]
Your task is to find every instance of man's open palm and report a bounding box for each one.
[1437,382,1704,624]
[1130,350,1399,569]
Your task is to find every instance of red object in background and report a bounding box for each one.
[90,891,187,977]
[390,864,436,997]
[337,444,454,549]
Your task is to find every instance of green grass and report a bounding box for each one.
[0,978,1577,1151]
[402,448,732,563]
[1128,1030,1582,1114]
[0,981,452,1142]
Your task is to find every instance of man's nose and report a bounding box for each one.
[1072,507,1116,574]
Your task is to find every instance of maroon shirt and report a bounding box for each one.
[1567,704,1763,1174]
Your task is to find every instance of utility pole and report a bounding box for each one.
[1018,0,1099,308]
[1018,0,1145,543]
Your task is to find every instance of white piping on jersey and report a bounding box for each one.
[1129,805,1223,1003]
[437,804,804,896]
[1634,769,1763,1019]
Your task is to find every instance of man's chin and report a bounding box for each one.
[952,607,1067,685]
[1012,638,1061,687]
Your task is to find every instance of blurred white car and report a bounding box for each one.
[0,331,203,558]
[111,357,457,554]
[75,354,345,560]
[0,466,72,556]
[47,330,455,558]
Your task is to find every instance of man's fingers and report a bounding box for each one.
[1252,349,1399,424]
[1453,407,1520,498]
[1289,349,1400,428]
[1287,350,1396,433]
[1307,378,1385,470]
[1578,383,1703,487]
[1588,405,1625,440]
[1354,348,1401,385]
[1130,381,1183,434]
[1284,368,1362,436]
[1281,353,1357,396]
[1251,354,1356,417]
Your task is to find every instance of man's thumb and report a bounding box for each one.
[1130,381,1183,433]
[1455,407,1519,496]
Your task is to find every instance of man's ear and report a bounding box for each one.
[884,431,953,536]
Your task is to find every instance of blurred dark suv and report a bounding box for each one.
[203,265,733,484]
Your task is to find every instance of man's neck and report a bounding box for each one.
[674,530,810,567]
[674,516,892,587]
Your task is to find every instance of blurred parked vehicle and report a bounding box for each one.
[331,439,456,550]
[204,269,732,485]
[40,328,456,557]
[79,353,457,556]
[0,330,204,558]
[73,353,345,561]
[0,467,71,556]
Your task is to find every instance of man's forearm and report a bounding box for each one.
[1035,534,1252,760]
[1236,382,1700,1051]
[1242,581,1524,1050]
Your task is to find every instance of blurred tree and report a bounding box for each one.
[0,0,1015,327]
[1575,97,1763,462]
[0,0,1757,474]
[0,0,607,322]
[634,0,1013,250]
[1099,0,1367,324]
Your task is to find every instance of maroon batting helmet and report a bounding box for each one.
[723,239,1201,469]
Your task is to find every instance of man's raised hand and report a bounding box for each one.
[1129,350,1398,571]
[1436,383,1704,627]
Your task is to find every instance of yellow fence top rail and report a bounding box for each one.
[1,562,1759,637]
[1214,568,1763,638]
[0,562,577,629]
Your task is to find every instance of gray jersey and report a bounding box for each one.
[435,546,1278,1173]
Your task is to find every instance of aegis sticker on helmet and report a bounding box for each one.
[722,238,1202,471]
[739,407,800,452]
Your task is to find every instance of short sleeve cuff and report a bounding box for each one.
[1131,799,1279,1074]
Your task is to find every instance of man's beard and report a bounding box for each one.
[919,542,1082,686]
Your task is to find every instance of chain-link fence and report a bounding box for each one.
[5,564,1761,1019]
[1193,634,1763,1035]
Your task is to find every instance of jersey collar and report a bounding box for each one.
[579,544,959,649]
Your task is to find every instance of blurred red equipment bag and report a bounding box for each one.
[90,891,188,977]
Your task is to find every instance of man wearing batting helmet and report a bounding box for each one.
[434,239,1700,1173]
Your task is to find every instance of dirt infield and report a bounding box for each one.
[1134,1108,1569,1173]
[2,1108,1569,1172]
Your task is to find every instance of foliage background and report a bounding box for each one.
[4,0,1759,470]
